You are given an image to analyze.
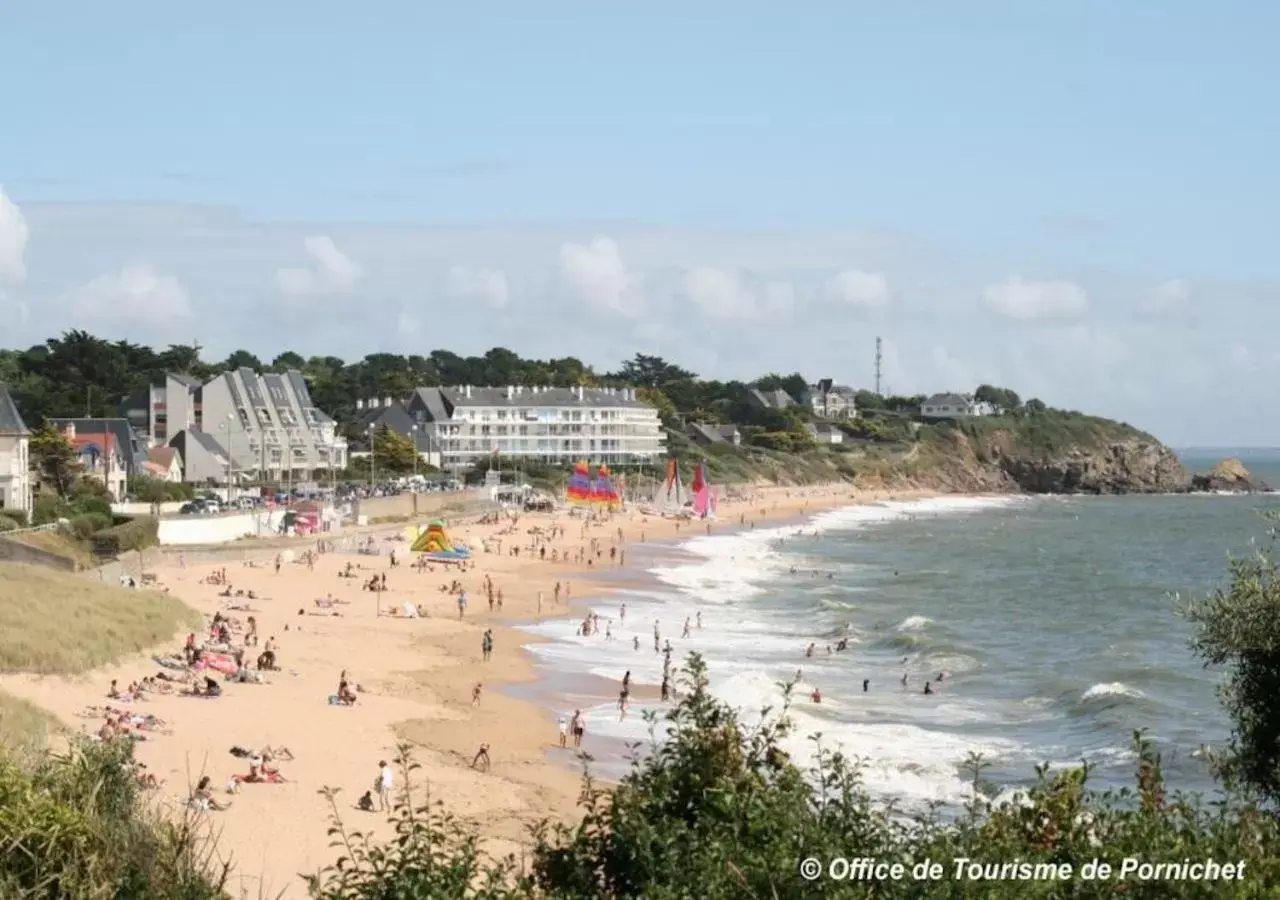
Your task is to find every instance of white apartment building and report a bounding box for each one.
[402,385,665,469]
[0,385,32,521]
[123,369,348,483]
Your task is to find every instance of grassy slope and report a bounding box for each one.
[936,410,1155,455]
[0,563,202,675]
[2,530,101,570]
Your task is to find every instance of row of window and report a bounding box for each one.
[456,407,657,423]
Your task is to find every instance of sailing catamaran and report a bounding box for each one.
[656,458,689,517]
[690,461,719,519]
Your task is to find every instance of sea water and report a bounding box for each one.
[518,452,1280,809]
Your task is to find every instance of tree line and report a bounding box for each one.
[1,331,1041,451]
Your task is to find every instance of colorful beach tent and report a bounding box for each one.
[566,461,593,506]
[566,461,622,509]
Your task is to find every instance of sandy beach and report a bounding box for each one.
[0,482,934,898]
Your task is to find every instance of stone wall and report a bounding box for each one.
[0,536,80,572]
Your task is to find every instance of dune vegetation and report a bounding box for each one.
[0,562,201,676]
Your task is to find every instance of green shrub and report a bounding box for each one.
[67,512,113,540]
[0,739,227,898]
[0,515,19,533]
[90,516,159,556]
[31,494,70,526]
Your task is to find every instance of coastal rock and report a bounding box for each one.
[1189,458,1270,494]
[894,426,1189,496]
[995,440,1188,495]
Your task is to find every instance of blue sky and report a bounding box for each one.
[1,2,1278,445]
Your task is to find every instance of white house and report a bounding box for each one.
[920,393,975,420]
[804,380,858,420]
[61,423,129,501]
[402,385,666,469]
[805,422,845,445]
[0,385,32,522]
[143,446,184,482]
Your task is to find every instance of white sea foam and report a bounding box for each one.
[1081,682,1147,702]
[897,615,933,631]
[520,494,1037,808]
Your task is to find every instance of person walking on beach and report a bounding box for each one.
[682,617,691,639]
[570,709,585,748]
[481,629,493,661]
[554,581,562,605]
[457,591,467,620]
[558,716,568,748]
[472,682,483,707]
[696,611,702,629]
[376,760,393,811]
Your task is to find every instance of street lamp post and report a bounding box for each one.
[410,424,419,481]
[219,414,235,503]
[367,424,377,488]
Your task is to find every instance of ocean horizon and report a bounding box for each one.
[518,451,1280,810]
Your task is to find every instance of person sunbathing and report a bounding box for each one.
[190,776,231,811]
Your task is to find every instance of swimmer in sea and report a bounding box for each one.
[862,679,869,692]
[923,682,933,695]
[901,672,908,687]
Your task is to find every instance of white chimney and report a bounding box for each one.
[465,384,473,399]
[576,385,585,401]
[384,396,393,408]
[356,399,365,410]
[506,385,514,399]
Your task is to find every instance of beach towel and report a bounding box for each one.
[203,654,240,676]
[232,771,285,784]
[327,695,351,706]
[153,656,188,671]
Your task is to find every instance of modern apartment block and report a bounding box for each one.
[122,369,348,483]
[395,384,665,469]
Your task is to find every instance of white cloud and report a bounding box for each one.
[824,269,890,308]
[65,265,191,324]
[6,199,1280,445]
[680,266,757,320]
[558,236,638,317]
[275,235,362,297]
[761,281,797,316]
[1142,278,1191,314]
[0,186,30,283]
[983,276,1089,321]
[447,266,510,309]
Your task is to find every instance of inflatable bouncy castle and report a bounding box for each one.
[409,520,471,561]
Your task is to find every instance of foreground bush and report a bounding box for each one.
[303,656,1280,899]
[90,514,159,555]
[0,739,226,899]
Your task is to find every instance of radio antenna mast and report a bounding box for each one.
[874,336,883,396]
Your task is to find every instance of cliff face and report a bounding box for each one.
[899,417,1189,495]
